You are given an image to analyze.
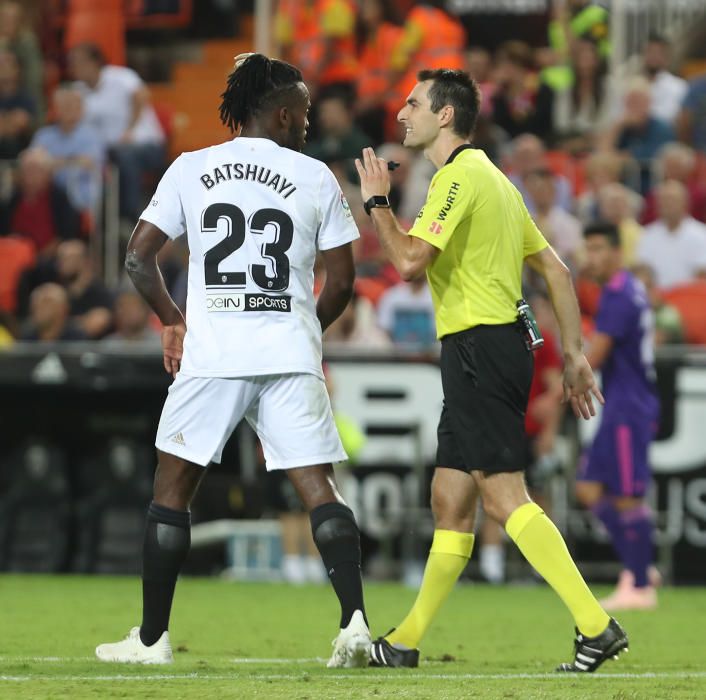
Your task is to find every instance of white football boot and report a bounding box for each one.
[327,610,371,668]
[95,626,173,664]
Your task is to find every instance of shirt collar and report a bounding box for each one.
[445,143,474,166]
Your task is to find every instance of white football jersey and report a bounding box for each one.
[140,137,359,378]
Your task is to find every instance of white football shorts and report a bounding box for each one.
[155,373,347,470]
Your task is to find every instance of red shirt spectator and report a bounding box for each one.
[0,148,80,255]
[526,328,562,437]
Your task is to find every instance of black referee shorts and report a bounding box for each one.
[437,323,534,475]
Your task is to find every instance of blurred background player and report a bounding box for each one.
[577,222,660,611]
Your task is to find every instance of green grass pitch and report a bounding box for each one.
[1,575,705,699]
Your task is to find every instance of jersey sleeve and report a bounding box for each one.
[522,204,549,257]
[317,167,360,250]
[595,290,632,342]
[408,166,474,251]
[139,156,186,239]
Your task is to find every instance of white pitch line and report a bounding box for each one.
[2,672,706,682]
[230,657,324,664]
[0,657,95,663]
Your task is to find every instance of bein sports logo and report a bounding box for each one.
[206,293,292,312]
[207,293,245,312]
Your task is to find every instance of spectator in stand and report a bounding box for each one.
[55,239,113,339]
[103,290,160,346]
[677,71,706,153]
[0,147,80,256]
[597,183,644,267]
[324,291,391,350]
[0,1,43,119]
[524,168,583,272]
[0,48,36,158]
[274,0,358,98]
[388,1,466,120]
[641,34,687,124]
[377,277,436,349]
[637,180,706,290]
[633,263,685,345]
[641,143,706,224]
[467,46,508,162]
[507,133,572,214]
[552,38,614,152]
[576,150,625,225]
[354,0,403,144]
[601,77,674,194]
[467,46,496,118]
[20,282,86,342]
[549,0,610,62]
[491,41,554,140]
[67,43,166,221]
[31,85,105,215]
[304,88,369,182]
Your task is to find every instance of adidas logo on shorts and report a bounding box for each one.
[171,432,186,446]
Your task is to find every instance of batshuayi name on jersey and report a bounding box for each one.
[199,162,297,199]
[139,137,360,379]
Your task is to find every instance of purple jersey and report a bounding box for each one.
[594,270,659,420]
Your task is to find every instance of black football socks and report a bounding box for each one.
[140,502,191,646]
[310,502,367,629]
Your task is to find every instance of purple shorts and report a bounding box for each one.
[578,417,654,497]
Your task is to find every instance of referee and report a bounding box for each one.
[356,69,627,672]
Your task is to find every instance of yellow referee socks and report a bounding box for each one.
[386,529,474,649]
[506,502,610,638]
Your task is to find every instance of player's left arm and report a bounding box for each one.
[125,220,185,377]
[355,147,438,280]
[317,242,355,332]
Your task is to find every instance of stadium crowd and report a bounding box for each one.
[1,0,706,351]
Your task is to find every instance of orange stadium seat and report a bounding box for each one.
[64,0,126,66]
[0,237,36,313]
[662,281,706,345]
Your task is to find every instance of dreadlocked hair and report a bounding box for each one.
[219,54,304,133]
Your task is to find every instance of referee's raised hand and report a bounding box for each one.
[355,147,391,202]
[562,353,605,420]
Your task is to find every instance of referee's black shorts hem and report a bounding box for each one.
[436,323,533,475]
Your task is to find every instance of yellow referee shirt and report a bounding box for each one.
[409,146,548,338]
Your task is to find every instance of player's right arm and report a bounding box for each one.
[125,156,187,377]
[125,221,185,378]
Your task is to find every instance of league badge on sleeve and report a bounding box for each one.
[340,192,353,221]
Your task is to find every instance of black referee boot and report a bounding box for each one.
[556,618,628,672]
[369,631,420,668]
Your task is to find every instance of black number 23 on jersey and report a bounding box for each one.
[201,203,293,292]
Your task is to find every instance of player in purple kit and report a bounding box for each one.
[577,222,660,611]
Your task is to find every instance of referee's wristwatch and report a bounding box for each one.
[363,195,391,216]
